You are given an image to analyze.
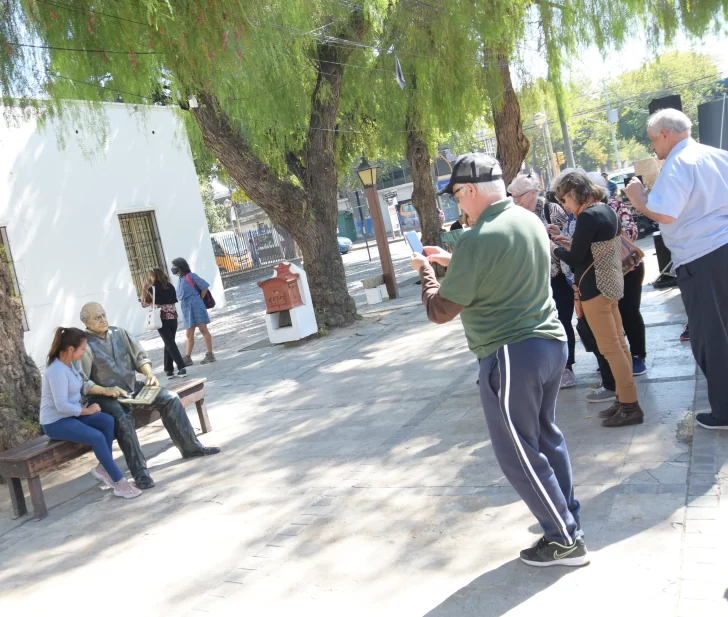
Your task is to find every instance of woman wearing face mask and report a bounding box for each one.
[171,258,216,365]
[41,327,141,498]
[140,267,187,378]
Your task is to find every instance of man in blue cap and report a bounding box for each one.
[410,153,588,567]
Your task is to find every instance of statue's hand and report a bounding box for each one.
[146,374,160,387]
[103,386,128,398]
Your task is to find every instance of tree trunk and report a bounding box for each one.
[189,14,367,329]
[0,255,40,455]
[406,128,441,249]
[490,54,530,185]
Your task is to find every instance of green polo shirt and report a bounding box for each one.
[439,198,566,359]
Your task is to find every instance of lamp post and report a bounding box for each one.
[356,156,398,299]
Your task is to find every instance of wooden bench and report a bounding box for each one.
[0,378,210,520]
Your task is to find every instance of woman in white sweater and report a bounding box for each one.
[40,327,140,499]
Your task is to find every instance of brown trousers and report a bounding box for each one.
[582,294,638,404]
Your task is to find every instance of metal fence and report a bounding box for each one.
[211,228,297,276]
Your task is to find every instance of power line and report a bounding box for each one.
[34,0,148,26]
[6,41,161,55]
[55,74,156,101]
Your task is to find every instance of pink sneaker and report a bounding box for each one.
[113,478,142,499]
[91,465,116,489]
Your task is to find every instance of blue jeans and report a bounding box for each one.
[42,413,124,482]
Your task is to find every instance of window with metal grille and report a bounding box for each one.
[118,211,168,297]
[0,226,29,331]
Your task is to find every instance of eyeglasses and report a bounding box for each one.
[453,186,468,200]
[512,188,536,200]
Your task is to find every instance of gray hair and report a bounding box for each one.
[550,168,604,207]
[474,179,507,202]
[79,302,102,324]
[647,108,692,135]
[508,173,539,196]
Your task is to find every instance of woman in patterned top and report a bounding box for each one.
[141,268,187,379]
[558,175,649,402]
[551,169,644,428]
[509,173,577,389]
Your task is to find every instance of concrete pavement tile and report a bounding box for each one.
[687,495,720,507]
[686,506,720,520]
[677,598,728,617]
[685,519,722,535]
[207,581,244,598]
[681,562,727,583]
[683,546,722,564]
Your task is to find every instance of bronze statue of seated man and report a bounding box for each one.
[76,302,220,489]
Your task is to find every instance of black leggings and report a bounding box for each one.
[551,273,576,369]
[593,262,647,391]
[158,318,186,373]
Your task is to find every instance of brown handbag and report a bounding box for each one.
[619,233,644,275]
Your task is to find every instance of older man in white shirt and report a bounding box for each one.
[626,108,728,430]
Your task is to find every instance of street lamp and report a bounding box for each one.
[356,156,398,299]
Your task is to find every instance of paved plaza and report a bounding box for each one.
[1,241,727,616]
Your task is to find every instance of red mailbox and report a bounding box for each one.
[257,263,304,314]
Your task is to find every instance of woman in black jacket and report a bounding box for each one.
[141,268,187,378]
[551,170,643,427]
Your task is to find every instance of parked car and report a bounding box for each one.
[211,231,253,273]
[608,167,636,190]
[338,236,353,254]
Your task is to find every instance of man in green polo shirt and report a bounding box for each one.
[410,153,588,568]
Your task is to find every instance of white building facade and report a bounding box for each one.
[0,103,224,367]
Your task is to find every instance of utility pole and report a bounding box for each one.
[603,80,622,169]
[543,118,557,179]
[556,100,576,168]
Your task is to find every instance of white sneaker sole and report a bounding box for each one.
[696,420,728,431]
[520,554,591,567]
[90,468,116,489]
[113,487,142,499]
[586,394,617,404]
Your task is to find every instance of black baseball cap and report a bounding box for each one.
[438,153,503,195]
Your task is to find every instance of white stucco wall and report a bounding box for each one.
[0,103,224,367]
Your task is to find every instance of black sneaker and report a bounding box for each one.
[177,368,187,377]
[520,536,590,567]
[166,371,175,379]
[696,412,728,430]
[134,474,156,490]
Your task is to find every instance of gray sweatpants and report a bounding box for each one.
[677,241,728,423]
[478,337,581,544]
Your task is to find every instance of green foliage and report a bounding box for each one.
[521,50,726,171]
[200,182,228,233]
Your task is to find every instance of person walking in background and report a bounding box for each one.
[552,169,644,427]
[509,173,576,389]
[449,213,466,231]
[41,327,141,499]
[171,258,216,365]
[601,172,618,198]
[625,108,728,430]
[412,153,588,568]
[141,268,187,379]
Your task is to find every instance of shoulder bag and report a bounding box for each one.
[185,273,216,309]
[144,285,163,331]
[574,212,642,315]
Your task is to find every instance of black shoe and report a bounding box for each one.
[135,474,156,490]
[165,371,175,379]
[696,412,728,430]
[520,536,590,567]
[177,368,187,377]
[183,446,222,459]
